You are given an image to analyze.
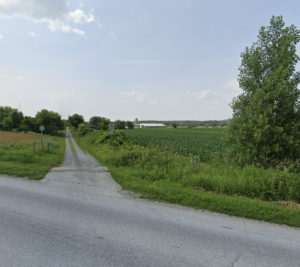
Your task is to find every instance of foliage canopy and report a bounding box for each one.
[68,114,84,128]
[36,109,64,135]
[228,16,300,166]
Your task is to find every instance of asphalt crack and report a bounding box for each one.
[231,253,242,267]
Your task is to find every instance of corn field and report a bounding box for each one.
[124,128,226,162]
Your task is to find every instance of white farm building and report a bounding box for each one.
[135,123,166,128]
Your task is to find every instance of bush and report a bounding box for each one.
[90,130,127,146]
[78,123,92,137]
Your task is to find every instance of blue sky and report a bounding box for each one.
[0,0,299,121]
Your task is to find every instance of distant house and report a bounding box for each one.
[135,123,166,128]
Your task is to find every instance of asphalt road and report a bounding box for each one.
[0,130,299,266]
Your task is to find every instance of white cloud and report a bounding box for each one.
[223,79,242,100]
[0,0,68,19]
[48,19,65,32]
[119,91,158,107]
[0,0,97,36]
[72,28,85,36]
[224,79,240,91]
[0,34,3,39]
[27,31,37,38]
[48,20,85,36]
[186,90,213,101]
[62,24,72,33]
[16,76,24,81]
[68,9,95,24]
[120,91,146,103]
[0,0,15,7]
[110,60,168,65]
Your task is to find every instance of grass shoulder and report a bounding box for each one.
[0,131,65,180]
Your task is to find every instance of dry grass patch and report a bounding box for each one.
[0,131,39,143]
[275,201,300,210]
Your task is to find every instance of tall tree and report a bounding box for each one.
[68,114,84,128]
[99,118,110,130]
[126,121,134,129]
[20,116,37,132]
[114,120,126,129]
[89,116,102,130]
[36,109,64,135]
[228,16,300,166]
[0,106,13,122]
[0,106,23,130]
[10,110,23,129]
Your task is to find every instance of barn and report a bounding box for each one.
[135,123,166,128]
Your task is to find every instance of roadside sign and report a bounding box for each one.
[109,123,115,135]
[109,124,115,142]
[39,125,45,132]
[39,125,45,148]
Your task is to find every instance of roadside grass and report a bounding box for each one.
[0,131,65,180]
[73,130,300,228]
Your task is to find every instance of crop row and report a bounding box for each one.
[123,128,226,162]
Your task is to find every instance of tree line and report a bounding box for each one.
[0,108,134,136]
[0,107,64,135]
[67,114,134,136]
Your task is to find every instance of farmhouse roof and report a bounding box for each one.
[139,123,166,127]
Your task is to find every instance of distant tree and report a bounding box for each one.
[0,106,13,123]
[99,118,110,130]
[220,122,225,128]
[114,120,126,130]
[78,123,91,136]
[188,123,196,128]
[0,107,23,131]
[172,123,178,129]
[211,122,217,128]
[35,109,64,135]
[20,116,37,132]
[89,116,102,130]
[228,16,300,166]
[68,114,84,128]
[126,121,134,129]
[2,117,13,131]
[10,110,23,129]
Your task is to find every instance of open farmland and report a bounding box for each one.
[123,128,226,161]
[0,131,65,179]
[73,127,300,227]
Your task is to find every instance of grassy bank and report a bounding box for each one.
[0,131,65,179]
[73,129,300,227]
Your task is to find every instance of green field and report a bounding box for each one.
[0,131,65,179]
[124,128,226,161]
[74,128,300,227]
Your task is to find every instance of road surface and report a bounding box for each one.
[0,130,299,266]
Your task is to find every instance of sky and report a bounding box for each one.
[0,0,299,121]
